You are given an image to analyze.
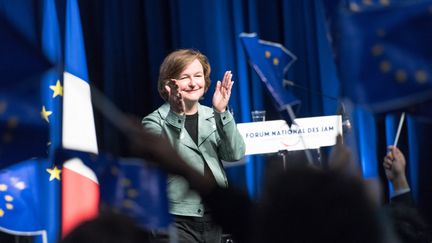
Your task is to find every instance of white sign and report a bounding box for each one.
[237,115,342,155]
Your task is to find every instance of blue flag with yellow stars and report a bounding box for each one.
[0,0,52,87]
[0,158,61,242]
[334,0,432,112]
[98,156,171,230]
[239,33,300,111]
[0,86,49,166]
[343,0,419,12]
[0,0,52,166]
[0,0,63,242]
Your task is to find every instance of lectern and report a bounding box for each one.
[236,115,342,168]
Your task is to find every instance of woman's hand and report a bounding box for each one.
[165,79,185,115]
[212,71,233,112]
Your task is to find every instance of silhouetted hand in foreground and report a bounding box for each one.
[328,135,360,178]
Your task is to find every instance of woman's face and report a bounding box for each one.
[176,58,206,104]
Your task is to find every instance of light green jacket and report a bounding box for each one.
[142,103,246,217]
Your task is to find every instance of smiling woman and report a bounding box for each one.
[167,59,206,114]
[157,49,211,106]
[142,49,246,243]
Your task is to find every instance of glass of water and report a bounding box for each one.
[251,110,266,122]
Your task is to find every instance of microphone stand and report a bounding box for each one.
[278,104,315,170]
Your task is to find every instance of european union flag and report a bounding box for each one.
[0,87,49,166]
[99,157,171,230]
[1,0,99,242]
[0,0,63,242]
[343,0,419,12]
[0,0,52,166]
[408,100,432,119]
[239,33,300,111]
[0,158,60,242]
[334,0,432,112]
[0,0,51,85]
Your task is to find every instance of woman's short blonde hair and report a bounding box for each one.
[158,49,211,101]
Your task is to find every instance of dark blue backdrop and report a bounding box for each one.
[76,0,432,220]
[6,0,432,241]
[79,0,339,197]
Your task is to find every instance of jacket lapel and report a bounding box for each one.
[158,103,199,151]
[198,105,215,147]
[181,130,199,151]
[157,103,214,151]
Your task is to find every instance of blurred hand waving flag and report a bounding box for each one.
[239,33,300,111]
[334,0,432,112]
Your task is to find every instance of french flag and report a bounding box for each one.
[61,0,99,237]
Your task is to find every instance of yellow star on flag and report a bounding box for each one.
[49,80,63,98]
[46,166,62,181]
[41,106,53,123]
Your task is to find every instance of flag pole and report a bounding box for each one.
[393,112,405,147]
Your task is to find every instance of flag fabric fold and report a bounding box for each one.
[0,0,51,166]
[0,0,52,86]
[334,0,432,112]
[239,33,300,111]
[344,0,428,12]
[0,90,49,166]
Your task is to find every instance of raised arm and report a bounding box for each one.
[383,146,410,195]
